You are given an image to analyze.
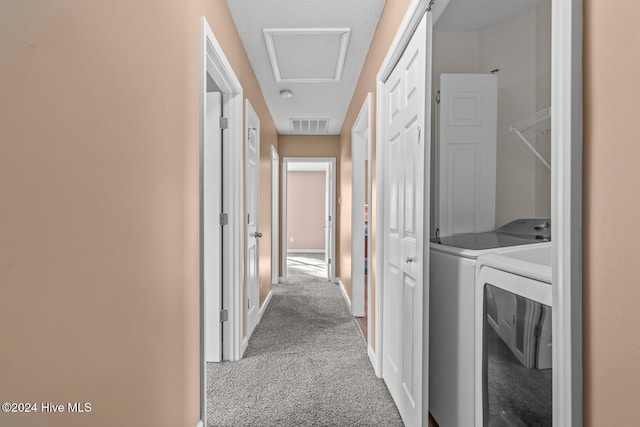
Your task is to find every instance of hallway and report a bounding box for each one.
[206,257,403,426]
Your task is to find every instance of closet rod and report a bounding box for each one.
[509,107,551,170]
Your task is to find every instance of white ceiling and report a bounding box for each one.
[226,0,545,136]
[436,0,545,30]
[226,0,386,135]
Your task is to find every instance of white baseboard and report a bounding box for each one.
[337,278,351,310]
[287,249,325,254]
[259,290,273,322]
[279,276,285,283]
[196,421,204,427]
[368,345,380,377]
[241,336,248,356]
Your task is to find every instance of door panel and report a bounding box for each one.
[437,74,497,236]
[204,91,222,363]
[324,163,335,281]
[382,11,431,427]
[246,108,260,338]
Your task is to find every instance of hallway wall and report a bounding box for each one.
[0,0,277,426]
[339,0,413,350]
[584,0,640,424]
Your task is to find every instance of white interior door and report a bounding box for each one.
[271,147,280,285]
[204,91,222,363]
[351,128,366,317]
[382,12,431,427]
[246,102,260,338]
[324,165,334,281]
[436,73,498,237]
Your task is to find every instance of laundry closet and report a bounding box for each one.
[428,1,553,426]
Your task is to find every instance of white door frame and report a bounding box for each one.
[551,0,583,425]
[271,146,280,285]
[374,0,583,425]
[244,99,260,346]
[351,94,372,320]
[200,15,245,426]
[281,157,337,283]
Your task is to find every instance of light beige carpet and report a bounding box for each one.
[206,261,403,427]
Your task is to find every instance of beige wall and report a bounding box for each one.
[0,1,276,426]
[339,0,413,349]
[584,0,640,424]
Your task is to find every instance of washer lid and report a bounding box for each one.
[431,232,546,250]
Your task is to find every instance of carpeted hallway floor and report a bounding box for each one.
[206,258,403,426]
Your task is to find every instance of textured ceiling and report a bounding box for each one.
[226,0,386,135]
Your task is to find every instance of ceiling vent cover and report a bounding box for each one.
[290,119,330,134]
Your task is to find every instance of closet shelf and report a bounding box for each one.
[509,107,551,170]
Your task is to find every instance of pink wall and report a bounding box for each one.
[287,171,326,251]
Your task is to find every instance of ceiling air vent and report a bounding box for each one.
[290,119,330,134]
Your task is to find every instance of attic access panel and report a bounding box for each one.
[263,28,351,82]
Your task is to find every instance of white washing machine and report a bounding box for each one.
[429,219,551,427]
[474,244,553,426]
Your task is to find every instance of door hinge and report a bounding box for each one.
[417,126,422,142]
[220,117,228,129]
[220,309,228,322]
[427,0,435,12]
[328,258,331,265]
[436,90,441,104]
[220,213,228,226]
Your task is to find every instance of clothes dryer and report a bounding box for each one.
[429,219,550,427]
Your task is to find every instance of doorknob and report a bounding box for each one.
[253,232,263,238]
[406,257,414,264]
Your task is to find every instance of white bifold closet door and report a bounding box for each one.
[382,10,431,427]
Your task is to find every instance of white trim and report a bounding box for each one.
[279,276,285,283]
[271,146,280,285]
[259,290,274,322]
[351,93,372,319]
[337,278,352,310]
[196,421,204,427]
[282,157,337,283]
[241,336,249,356]
[375,79,385,379]
[200,15,244,425]
[287,249,325,254]
[552,0,583,425]
[377,0,447,83]
[263,28,351,83]
[368,345,380,377]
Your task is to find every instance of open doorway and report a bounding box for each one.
[200,15,245,427]
[281,158,336,283]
